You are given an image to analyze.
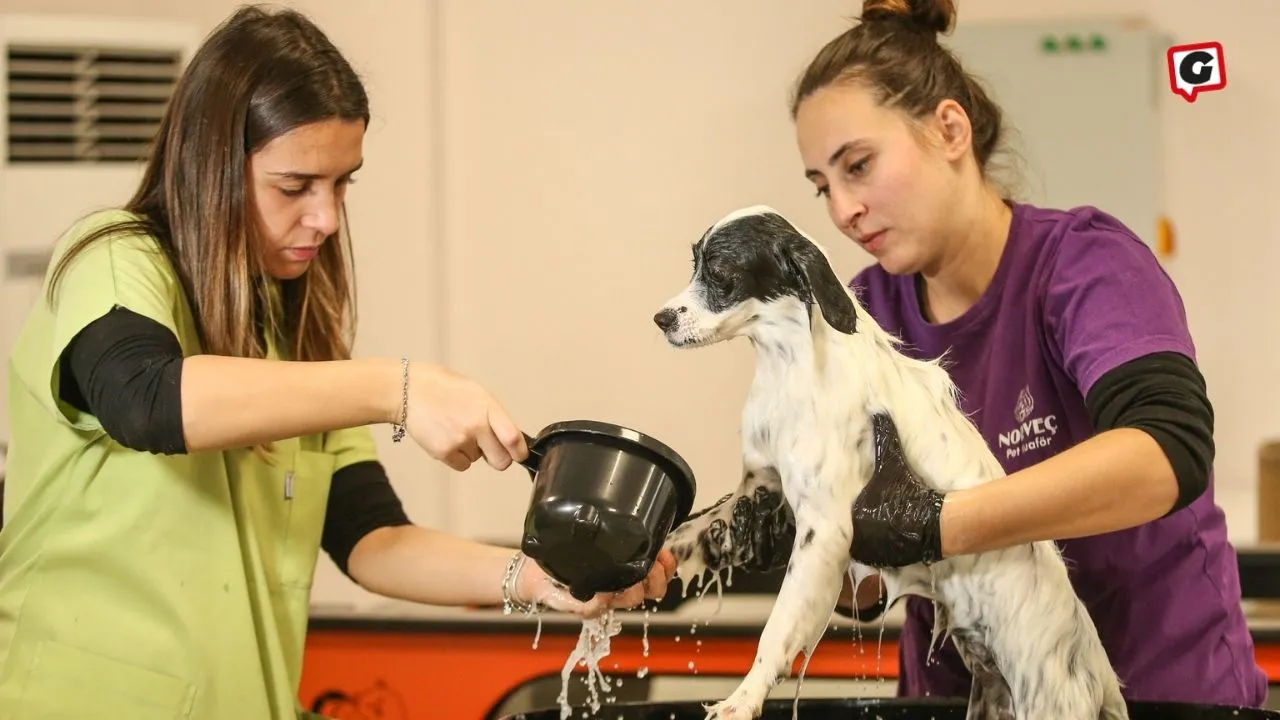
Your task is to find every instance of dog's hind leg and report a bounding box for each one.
[954,632,1016,720]
[701,505,851,719]
[965,671,1016,720]
[664,466,794,596]
[1101,680,1129,720]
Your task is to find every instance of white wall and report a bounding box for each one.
[3,0,1278,609]
[433,0,870,549]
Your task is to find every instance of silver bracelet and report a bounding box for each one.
[391,357,409,443]
[501,551,535,615]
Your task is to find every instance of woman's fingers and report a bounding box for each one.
[486,404,527,461]
[405,363,533,474]
[442,450,472,472]
[643,565,670,600]
[616,585,647,609]
[474,425,512,470]
[576,595,611,619]
[657,547,678,577]
[525,547,682,618]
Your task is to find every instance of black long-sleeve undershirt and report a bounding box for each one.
[57,305,412,577]
[1083,350,1214,516]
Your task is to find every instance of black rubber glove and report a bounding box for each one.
[849,412,946,568]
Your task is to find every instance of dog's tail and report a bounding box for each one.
[1099,673,1129,720]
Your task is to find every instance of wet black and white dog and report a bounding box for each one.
[652,206,1127,720]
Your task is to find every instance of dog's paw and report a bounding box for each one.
[701,697,762,720]
[664,514,721,589]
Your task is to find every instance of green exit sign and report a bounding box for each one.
[1041,33,1108,53]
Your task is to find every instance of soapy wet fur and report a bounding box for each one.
[653,206,1128,720]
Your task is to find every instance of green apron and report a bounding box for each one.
[0,210,378,719]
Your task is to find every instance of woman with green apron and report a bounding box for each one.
[0,6,674,719]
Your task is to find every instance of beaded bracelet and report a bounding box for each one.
[501,551,535,615]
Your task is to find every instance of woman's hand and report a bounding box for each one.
[402,362,528,472]
[850,413,945,568]
[515,548,679,620]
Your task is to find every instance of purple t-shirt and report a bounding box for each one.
[850,202,1266,705]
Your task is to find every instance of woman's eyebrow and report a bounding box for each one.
[267,160,364,181]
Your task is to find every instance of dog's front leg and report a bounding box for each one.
[664,466,793,596]
[703,502,850,719]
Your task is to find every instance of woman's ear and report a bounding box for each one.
[933,98,973,163]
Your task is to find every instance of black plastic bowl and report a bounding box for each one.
[500,697,1280,719]
[518,420,696,602]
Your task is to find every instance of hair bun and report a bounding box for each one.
[860,0,956,35]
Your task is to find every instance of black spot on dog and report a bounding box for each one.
[724,486,796,572]
[688,211,857,334]
[685,492,732,523]
[700,519,729,567]
[674,477,797,575]
[801,527,815,548]
[953,624,1016,720]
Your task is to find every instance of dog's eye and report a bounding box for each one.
[706,268,735,292]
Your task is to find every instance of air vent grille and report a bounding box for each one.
[6,43,180,163]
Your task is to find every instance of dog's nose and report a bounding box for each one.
[654,307,680,331]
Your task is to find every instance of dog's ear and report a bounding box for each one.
[780,238,858,335]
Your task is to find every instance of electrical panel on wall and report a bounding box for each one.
[943,17,1170,252]
[0,15,200,445]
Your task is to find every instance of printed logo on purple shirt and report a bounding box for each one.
[996,384,1060,462]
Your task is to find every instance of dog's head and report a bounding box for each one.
[653,205,857,347]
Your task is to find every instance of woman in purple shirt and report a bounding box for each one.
[799,0,1268,707]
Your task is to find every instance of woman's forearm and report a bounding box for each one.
[346,524,516,607]
[940,428,1180,557]
[180,355,400,452]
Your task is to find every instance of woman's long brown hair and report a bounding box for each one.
[47,4,369,365]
